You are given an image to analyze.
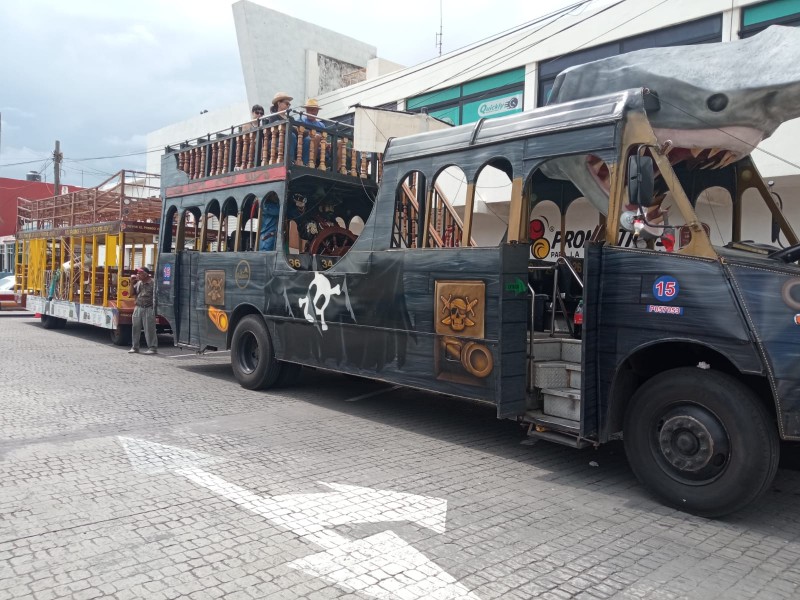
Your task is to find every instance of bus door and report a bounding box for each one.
[156,250,195,346]
[173,250,199,346]
[157,206,201,345]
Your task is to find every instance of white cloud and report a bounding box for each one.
[101,133,149,148]
[97,24,158,47]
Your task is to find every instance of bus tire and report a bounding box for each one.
[624,367,779,518]
[231,315,281,390]
[41,314,64,329]
[111,324,132,346]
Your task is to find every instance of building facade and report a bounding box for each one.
[0,179,81,273]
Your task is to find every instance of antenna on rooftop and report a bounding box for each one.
[435,0,443,56]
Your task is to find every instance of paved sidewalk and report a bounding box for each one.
[1,315,799,600]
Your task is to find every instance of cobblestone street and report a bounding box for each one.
[2,314,800,600]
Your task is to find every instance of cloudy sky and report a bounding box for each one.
[0,0,580,188]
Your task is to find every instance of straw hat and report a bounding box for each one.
[301,98,321,110]
[272,91,293,104]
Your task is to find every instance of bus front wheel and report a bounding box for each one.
[231,315,281,390]
[624,367,779,518]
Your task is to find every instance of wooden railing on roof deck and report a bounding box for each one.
[393,173,474,248]
[174,118,381,183]
[16,170,161,233]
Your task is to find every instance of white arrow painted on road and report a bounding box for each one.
[120,437,480,600]
[118,436,223,474]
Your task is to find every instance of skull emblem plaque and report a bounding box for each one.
[434,280,493,384]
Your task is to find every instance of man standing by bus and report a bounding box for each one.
[129,267,157,355]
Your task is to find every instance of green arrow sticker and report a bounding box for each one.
[505,277,526,295]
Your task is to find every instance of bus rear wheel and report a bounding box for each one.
[110,324,132,346]
[231,315,281,390]
[624,367,779,517]
[41,314,66,329]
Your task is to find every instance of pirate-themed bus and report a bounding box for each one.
[157,72,800,517]
[14,171,168,345]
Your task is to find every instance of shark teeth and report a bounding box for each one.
[588,159,605,175]
[687,148,739,169]
[716,151,739,168]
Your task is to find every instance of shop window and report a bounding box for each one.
[537,15,722,106]
[741,0,800,37]
[407,68,525,126]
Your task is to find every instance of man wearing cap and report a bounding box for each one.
[299,98,324,127]
[298,98,328,166]
[129,267,158,355]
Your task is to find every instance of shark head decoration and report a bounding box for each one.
[542,25,800,215]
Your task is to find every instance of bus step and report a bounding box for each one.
[526,428,591,449]
[542,386,581,420]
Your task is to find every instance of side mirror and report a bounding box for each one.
[627,154,655,208]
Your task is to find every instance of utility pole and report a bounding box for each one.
[435,0,443,56]
[53,140,62,195]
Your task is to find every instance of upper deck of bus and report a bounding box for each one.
[159,89,656,197]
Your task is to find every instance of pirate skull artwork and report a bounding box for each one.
[434,281,485,338]
[433,280,491,383]
[204,270,226,306]
[440,294,478,332]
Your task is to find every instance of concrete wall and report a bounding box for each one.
[232,1,376,109]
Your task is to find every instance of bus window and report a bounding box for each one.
[178,208,201,251]
[241,194,258,252]
[430,166,471,248]
[162,205,178,253]
[392,171,425,248]
[473,158,513,247]
[284,182,373,269]
[203,200,221,252]
[220,198,238,252]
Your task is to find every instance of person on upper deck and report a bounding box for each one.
[298,98,328,166]
[241,104,265,132]
[268,92,292,124]
[298,98,325,128]
[268,92,297,162]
